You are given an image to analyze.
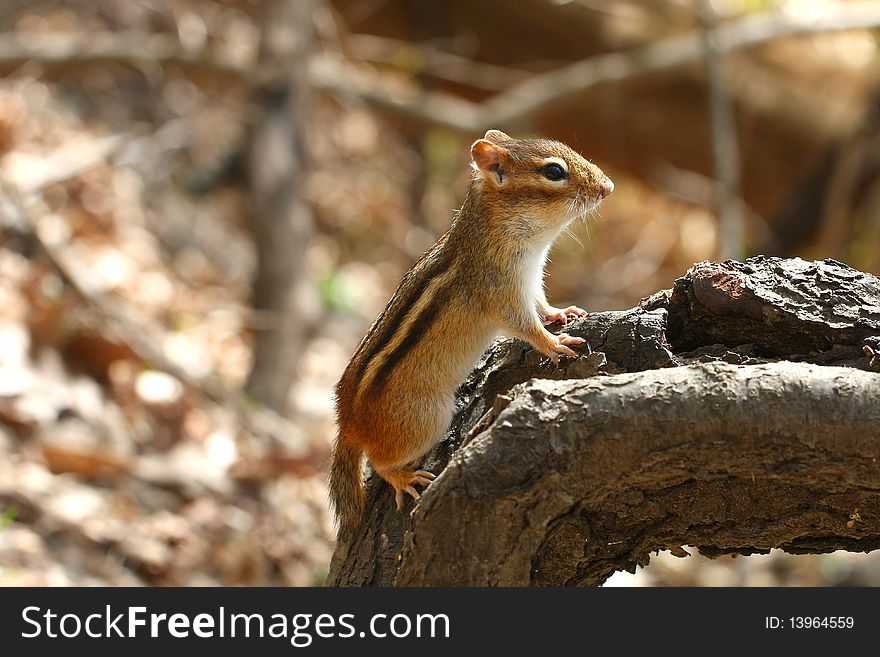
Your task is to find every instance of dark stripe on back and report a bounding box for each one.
[349,240,453,389]
[367,278,455,396]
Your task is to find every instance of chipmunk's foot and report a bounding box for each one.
[541,305,588,325]
[379,468,436,511]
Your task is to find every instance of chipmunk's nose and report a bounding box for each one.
[598,176,614,199]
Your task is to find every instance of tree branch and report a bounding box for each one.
[0,31,249,79]
[478,1,880,129]
[3,2,880,131]
[396,361,880,586]
[327,257,880,586]
[340,33,531,91]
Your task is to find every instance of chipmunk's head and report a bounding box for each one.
[469,129,613,231]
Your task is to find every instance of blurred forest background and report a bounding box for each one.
[0,0,879,586]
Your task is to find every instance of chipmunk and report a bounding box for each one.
[330,130,614,532]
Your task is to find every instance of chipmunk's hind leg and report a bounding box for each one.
[376,467,437,511]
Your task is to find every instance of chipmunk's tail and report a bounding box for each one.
[328,434,364,535]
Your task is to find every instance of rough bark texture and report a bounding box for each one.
[326,256,880,586]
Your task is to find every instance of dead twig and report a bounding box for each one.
[310,2,880,132]
[340,33,531,91]
[0,31,249,79]
[2,2,880,131]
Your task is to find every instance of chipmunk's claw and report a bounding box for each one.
[541,305,588,326]
[411,470,436,486]
[542,332,587,367]
[384,469,436,511]
[395,486,420,511]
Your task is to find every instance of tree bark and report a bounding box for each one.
[326,256,880,586]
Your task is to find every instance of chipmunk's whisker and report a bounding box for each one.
[566,192,582,221]
[564,224,584,249]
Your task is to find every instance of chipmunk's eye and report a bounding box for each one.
[541,163,567,181]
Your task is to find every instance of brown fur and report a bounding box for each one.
[330,130,613,531]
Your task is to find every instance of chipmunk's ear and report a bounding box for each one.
[471,139,508,185]
[483,129,512,144]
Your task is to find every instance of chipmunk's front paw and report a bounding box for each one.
[547,333,586,364]
[541,305,588,325]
